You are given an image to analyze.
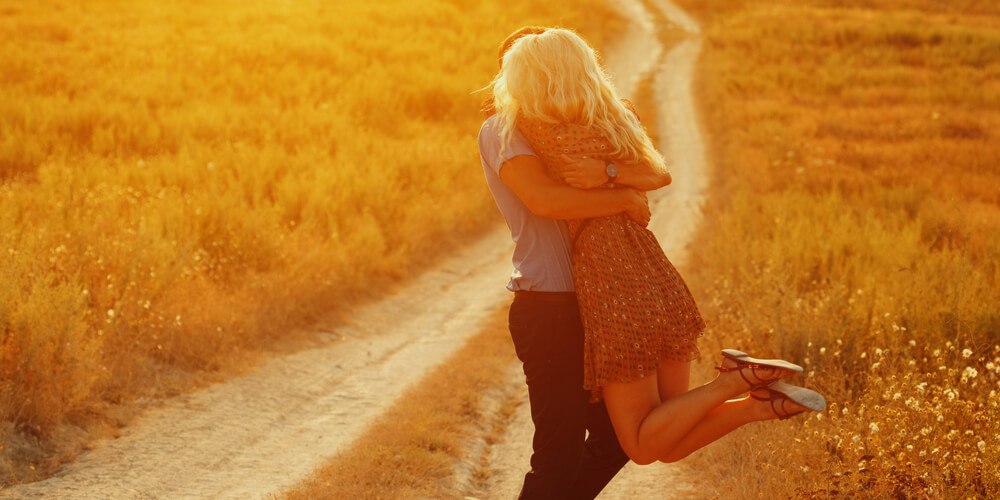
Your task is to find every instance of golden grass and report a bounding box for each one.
[282,308,514,499]
[0,0,622,485]
[671,0,999,497]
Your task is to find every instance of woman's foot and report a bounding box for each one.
[715,354,794,396]
[749,381,826,420]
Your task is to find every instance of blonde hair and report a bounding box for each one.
[489,28,666,172]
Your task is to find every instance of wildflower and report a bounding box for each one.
[852,435,861,443]
[933,349,942,357]
[908,340,916,347]
[107,309,115,318]
[876,348,884,356]
[961,366,978,383]
[916,382,927,392]
[870,423,880,433]
[979,441,987,453]
[920,427,931,436]
[962,348,973,358]
[893,392,902,400]
[820,347,827,355]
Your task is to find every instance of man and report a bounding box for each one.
[478,27,671,499]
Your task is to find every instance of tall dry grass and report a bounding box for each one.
[673,0,999,496]
[0,0,621,484]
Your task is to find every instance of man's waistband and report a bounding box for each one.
[513,290,577,303]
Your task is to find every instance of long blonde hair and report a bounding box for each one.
[489,28,666,172]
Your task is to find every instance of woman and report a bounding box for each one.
[486,27,826,465]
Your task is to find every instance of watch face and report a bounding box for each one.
[606,162,619,178]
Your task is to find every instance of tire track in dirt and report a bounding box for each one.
[464,1,708,497]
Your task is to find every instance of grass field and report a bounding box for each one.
[0,0,620,484]
[672,0,999,496]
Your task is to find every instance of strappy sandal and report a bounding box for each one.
[715,349,804,391]
[751,381,827,420]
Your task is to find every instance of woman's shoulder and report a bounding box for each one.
[620,98,640,120]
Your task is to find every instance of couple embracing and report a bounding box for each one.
[477,27,827,498]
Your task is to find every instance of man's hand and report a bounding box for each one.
[558,154,610,189]
[622,189,651,227]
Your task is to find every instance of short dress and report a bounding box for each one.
[516,101,705,401]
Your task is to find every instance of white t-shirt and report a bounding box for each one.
[477,114,575,292]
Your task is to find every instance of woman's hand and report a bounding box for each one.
[559,154,611,189]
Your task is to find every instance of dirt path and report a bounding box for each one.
[1,1,707,499]
[466,1,708,497]
[2,230,516,499]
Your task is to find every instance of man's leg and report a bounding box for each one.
[568,401,630,499]
[508,295,590,500]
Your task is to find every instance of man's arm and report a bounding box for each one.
[500,155,650,226]
[558,155,672,191]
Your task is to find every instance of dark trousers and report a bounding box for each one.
[508,292,629,500]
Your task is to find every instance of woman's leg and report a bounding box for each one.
[652,361,768,462]
[655,397,770,462]
[603,360,793,464]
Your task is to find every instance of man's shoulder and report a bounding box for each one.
[478,114,501,143]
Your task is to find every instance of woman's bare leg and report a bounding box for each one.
[603,360,794,464]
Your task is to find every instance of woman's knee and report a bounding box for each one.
[625,447,658,466]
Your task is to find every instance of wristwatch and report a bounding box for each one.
[605,161,619,184]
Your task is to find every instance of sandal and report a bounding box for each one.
[715,349,804,391]
[751,380,827,420]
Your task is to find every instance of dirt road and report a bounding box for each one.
[1,1,708,499]
[2,230,517,499]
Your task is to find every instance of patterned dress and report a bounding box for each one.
[516,102,705,401]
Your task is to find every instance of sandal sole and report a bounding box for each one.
[769,381,827,412]
[721,349,804,373]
